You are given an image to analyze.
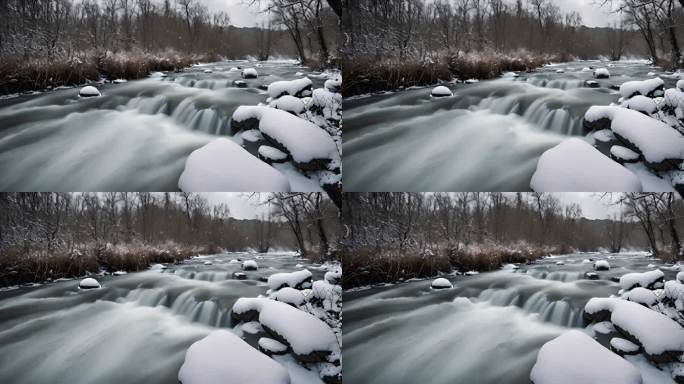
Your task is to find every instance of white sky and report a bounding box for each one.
[201,192,271,219]
[202,0,267,27]
[554,193,621,219]
[558,0,620,28]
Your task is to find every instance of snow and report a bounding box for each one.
[594,260,610,270]
[243,260,258,270]
[620,78,664,98]
[273,287,306,307]
[177,330,290,384]
[611,146,640,162]
[431,86,453,98]
[231,298,339,357]
[259,146,288,162]
[268,78,313,99]
[272,95,306,115]
[258,337,288,354]
[584,298,684,357]
[623,95,657,115]
[593,129,616,143]
[324,269,341,285]
[593,321,616,334]
[593,68,611,79]
[531,138,643,192]
[324,76,341,93]
[178,138,291,192]
[311,88,342,124]
[268,270,313,291]
[678,80,684,92]
[584,106,684,164]
[625,287,658,307]
[232,106,339,166]
[113,271,128,276]
[530,330,642,384]
[311,280,342,314]
[242,68,258,79]
[431,278,453,289]
[620,270,665,290]
[78,277,101,289]
[79,86,101,98]
[677,271,684,284]
[241,129,264,143]
[611,337,640,354]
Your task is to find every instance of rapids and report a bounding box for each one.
[343,252,678,384]
[0,251,325,384]
[343,61,680,191]
[0,61,327,191]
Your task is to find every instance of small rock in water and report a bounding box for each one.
[113,79,128,84]
[594,260,610,271]
[593,68,610,79]
[79,86,101,98]
[233,272,247,280]
[79,277,101,290]
[113,271,127,276]
[242,260,258,270]
[203,69,213,73]
[431,278,453,290]
[431,86,453,98]
[241,68,258,79]
[584,272,599,280]
[233,80,247,88]
[585,80,599,88]
[203,261,213,265]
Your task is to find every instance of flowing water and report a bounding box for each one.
[0,251,326,384]
[0,60,327,191]
[343,252,679,384]
[343,61,680,191]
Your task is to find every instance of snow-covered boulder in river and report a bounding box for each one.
[271,95,306,116]
[622,95,657,116]
[241,68,258,79]
[530,330,642,384]
[178,330,290,384]
[594,260,610,271]
[431,86,453,98]
[619,269,665,291]
[231,297,340,363]
[431,278,453,289]
[620,78,665,99]
[258,145,288,165]
[78,277,101,290]
[242,260,258,271]
[79,86,101,98]
[268,269,313,291]
[531,138,643,192]
[593,68,610,79]
[268,78,313,99]
[178,138,291,192]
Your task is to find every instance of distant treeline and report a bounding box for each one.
[341,192,684,288]
[0,192,340,285]
[0,0,340,64]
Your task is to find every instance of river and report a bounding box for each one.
[343,61,679,191]
[0,251,327,384]
[0,60,328,191]
[343,252,678,384]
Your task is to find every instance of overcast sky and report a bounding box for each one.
[203,0,266,27]
[201,193,270,219]
[560,0,619,27]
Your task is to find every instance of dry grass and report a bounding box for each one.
[343,243,571,289]
[0,51,203,95]
[0,242,218,287]
[342,52,558,97]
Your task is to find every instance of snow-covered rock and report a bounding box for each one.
[620,270,665,291]
[324,76,341,93]
[267,78,313,99]
[231,106,339,171]
[623,95,657,115]
[677,271,684,284]
[203,261,213,265]
[584,297,684,362]
[431,277,453,289]
[324,269,341,285]
[178,330,290,384]
[593,68,611,79]
[271,95,306,115]
[610,145,640,164]
[594,260,610,271]
[311,88,342,128]
[79,86,101,98]
[311,279,342,314]
[78,277,101,290]
[258,145,289,164]
[232,272,247,280]
[624,287,658,307]
[584,106,684,170]
[431,86,453,98]
[620,78,665,99]
[531,138,643,192]
[530,330,642,384]
[267,270,313,291]
[242,260,258,271]
[231,298,339,362]
[113,271,127,276]
[273,287,306,307]
[610,337,641,356]
[585,80,599,88]
[241,68,258,79]
[258,337,288,357]
[178,138,291,192]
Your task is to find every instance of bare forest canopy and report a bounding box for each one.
[0,192,341,260]
[341,0,662,63]
[0,0,340,64]
[342,193,684,259]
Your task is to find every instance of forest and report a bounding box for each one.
[0,0,340,94]
[341,192,684,288]
[0,192,340,286]
[341,0,684,95]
